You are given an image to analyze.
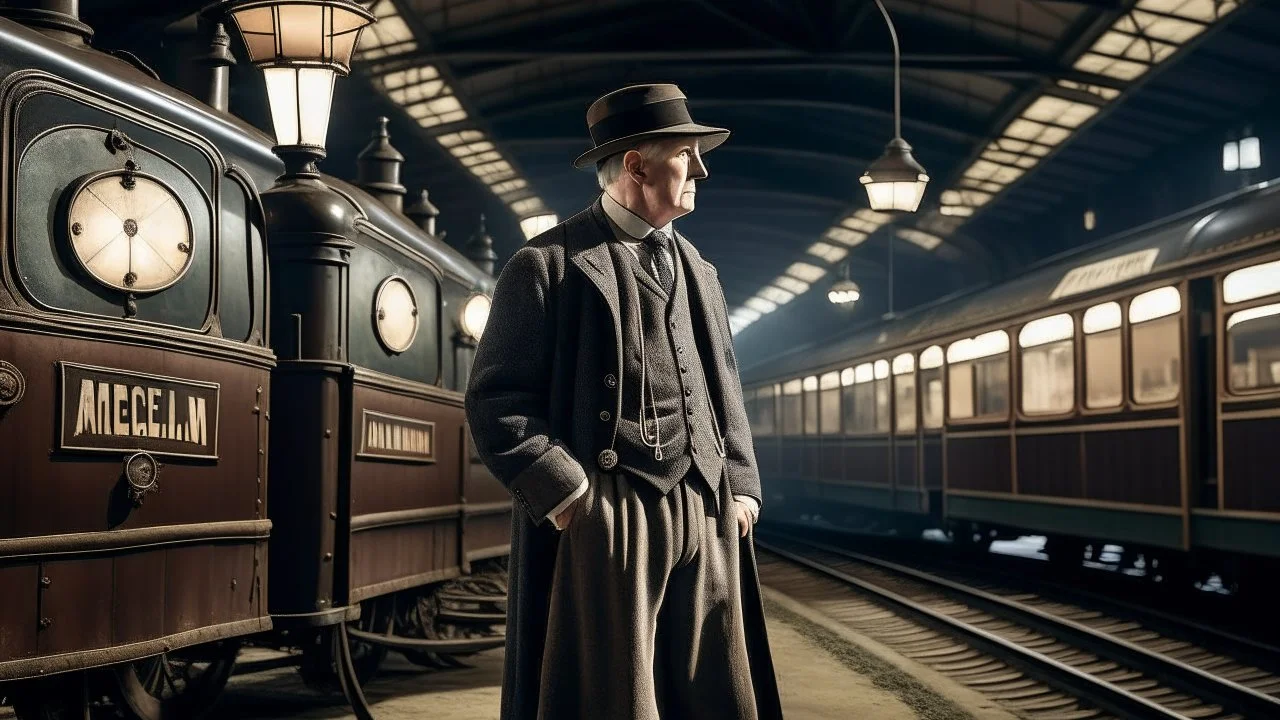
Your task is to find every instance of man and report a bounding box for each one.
[465,83,782,720]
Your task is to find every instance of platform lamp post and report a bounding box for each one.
[859,0,930,213]
[221,4,378,720]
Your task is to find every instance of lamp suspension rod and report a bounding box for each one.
[873,0,901,140]
[888,233,895,316]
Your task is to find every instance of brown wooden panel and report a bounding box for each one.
[112,550,166,646]
[39,558,113,655]
[895,443,918,489]
[350,385,464,518]
[464,513,511,558]
[922,437,943,490]
[466,459,509,505]
[1223,417,1280,513]
[1084,428,1180,506]
[0,564,39,661]
[947,436,1012,493]
[164,544,256,636]
[350,523,459,594]
[1017,433,1083,499]
[0,332,267,538]
[843,442,890,485]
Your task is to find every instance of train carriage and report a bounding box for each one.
[0,9,280,715]
[744,180,1280,589]
[0,5,506,718]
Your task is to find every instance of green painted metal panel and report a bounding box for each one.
[1191,514,1280,558]
[946,495,1184,549]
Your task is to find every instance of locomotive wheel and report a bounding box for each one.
[297,598,390,692]
[111,639,239,720]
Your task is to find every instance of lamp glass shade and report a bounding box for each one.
[860,137,929,213]
[828,278,861,305]
[263,66,336,147]
[229,0,375,73]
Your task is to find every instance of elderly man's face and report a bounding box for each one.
[629,137,708,223]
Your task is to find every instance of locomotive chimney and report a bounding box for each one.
[0,0,93,45]
[465,214,498,277]
[405,189,440,237]
[356,117,407,214]
[198,22,236,113]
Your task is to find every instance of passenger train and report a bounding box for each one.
[743,177,1280,595]
[0,5,506,719]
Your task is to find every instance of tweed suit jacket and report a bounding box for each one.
[465,197,762,525]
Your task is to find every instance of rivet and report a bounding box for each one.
[230,578,238,590]
[329,511,338,520]
[253,406,260,414]
[38,618,52,630]
[258,449,264,455]
[39,576,51,588]
[264,411,270,421]
[256,499,262,507]
[256,386,263,394]
[323,552,333,561]
[324,429,331,438]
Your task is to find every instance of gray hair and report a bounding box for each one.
[595,139,667,190]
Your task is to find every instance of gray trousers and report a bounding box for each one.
[537,471,758,720]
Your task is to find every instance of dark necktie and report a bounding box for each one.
[643,229,674,294]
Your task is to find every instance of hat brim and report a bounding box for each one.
[572,123,730,169]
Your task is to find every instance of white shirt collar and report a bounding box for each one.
[601,191,673,241]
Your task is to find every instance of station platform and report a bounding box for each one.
[208,585,1017,720]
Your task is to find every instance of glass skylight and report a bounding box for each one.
[354,0,417,60]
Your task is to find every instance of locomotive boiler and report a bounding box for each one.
[0,2,506,718]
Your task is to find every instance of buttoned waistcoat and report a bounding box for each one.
[464,197,780,720]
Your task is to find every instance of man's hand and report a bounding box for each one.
[555,497,581,530]
[735,501,752,538]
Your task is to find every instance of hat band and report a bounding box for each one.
[589,98,693,146]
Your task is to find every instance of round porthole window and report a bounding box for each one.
[66,170,193,293]
[374,276,418,353]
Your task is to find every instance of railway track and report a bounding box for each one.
[756,530,1280,720]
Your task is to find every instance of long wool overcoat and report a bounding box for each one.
[464,197,783,720]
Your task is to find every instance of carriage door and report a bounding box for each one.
[1187,276,1218,508]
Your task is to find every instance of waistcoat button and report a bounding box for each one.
[599,410,611,422]
[604,374,617,388]
[685,388,692,397]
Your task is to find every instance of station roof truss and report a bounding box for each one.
[96,0,1279,326]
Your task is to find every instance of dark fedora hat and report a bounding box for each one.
[572,83,730,169]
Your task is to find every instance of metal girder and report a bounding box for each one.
[485,94,982,145]
[419,48,1123,89]
[501,137,874,171]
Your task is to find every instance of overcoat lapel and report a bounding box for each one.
[568,200,624,375]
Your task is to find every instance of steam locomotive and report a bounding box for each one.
[0,5,507,718]
[743,176,1280,596]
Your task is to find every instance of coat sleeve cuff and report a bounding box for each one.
[733,494,760,523]
[507,444,588,524]
[547,475,588,528]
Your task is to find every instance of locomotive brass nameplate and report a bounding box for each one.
[58,362,220,459]
[358,410,434,463]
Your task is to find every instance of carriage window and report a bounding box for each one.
[947,331,1010,420]
[919,345,944,429]
[781,379,803,436]
[1228,304,1280,392]
[1130,286,1181,404]
[874,360,890,433]
[802,375,819,435]
[1083,302,1122,409]
[1223,260,1280,304]
[1020,314,1075,415]
[819,372,842,434]
[893,353,916,433]
[751,384,777,435]
[839,367,856,434]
